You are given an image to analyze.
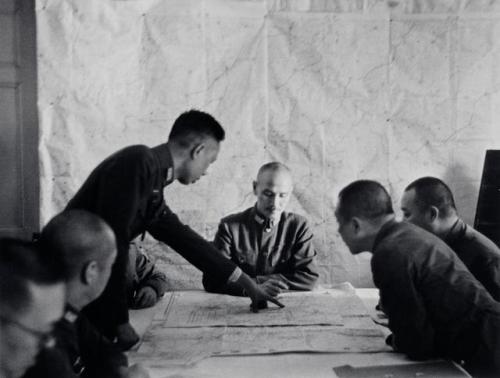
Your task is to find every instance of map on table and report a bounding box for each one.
[129,286,390,368]
[130,324,390,367]
[159,291,348,327]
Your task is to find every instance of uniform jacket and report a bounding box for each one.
[372,220,500,369]
[23,306,127,378]
[203,207,318,295]
[66,145,238,336]
[445,218,500,301]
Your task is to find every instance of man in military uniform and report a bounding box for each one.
[335,180,500,377]
[401,176,500,301]
[66,110,283,349]
[24,210,149,378]
[203,162,318,296]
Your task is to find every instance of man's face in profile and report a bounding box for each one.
[0,282,65,378]
[400,189,431,232]
[254,169,293,221]
[179,137,220,185]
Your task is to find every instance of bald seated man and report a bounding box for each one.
[0,239,65,378]
[24,210,149,378]
[401,177,500,301]
[335,180,500,377]
[203,162,319,297]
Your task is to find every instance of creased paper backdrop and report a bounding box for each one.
[37,0,500,288]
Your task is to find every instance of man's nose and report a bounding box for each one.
[272,195,280,206]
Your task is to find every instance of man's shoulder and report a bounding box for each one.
[220,207,253,226]
[374,221,451,261]
[281,211,309,226]
[462,223,500,260]
[108,145,153,161]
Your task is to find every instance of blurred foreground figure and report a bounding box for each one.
[335,180,500,377]
[24,210,149,378]
[0,239,65,378]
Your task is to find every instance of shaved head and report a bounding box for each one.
[404,177,457,218]
[254,162,293,221]
[256,162,292,183]
[337,180,394,222]
[40,210,117,280]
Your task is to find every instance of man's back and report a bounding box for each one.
[371,220,499,364]
[445,219,500,301]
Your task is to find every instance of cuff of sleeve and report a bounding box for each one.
[227,267,242,283]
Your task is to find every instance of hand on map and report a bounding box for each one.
[259,278,289,297]
[236,273,286,312]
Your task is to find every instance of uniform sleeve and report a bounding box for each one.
[135,250,168,297]
[146,205,238,288]
[202,221,246,296]
[481,257,500,302]
[257,220,319,290]
[78,316,128,378]
[371,247,437,360]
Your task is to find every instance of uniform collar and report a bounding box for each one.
[251,206,280,232]
[444,218,466,244]
[151,144,174,187]
[372,218,399,251]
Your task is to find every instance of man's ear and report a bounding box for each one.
[351,217,361,234]
[190,143,205,160]
[82,261,99,285]
[428,206,439,222]
[252,181,257,195]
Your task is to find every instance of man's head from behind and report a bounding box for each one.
[39,210,117,310]
[253,162,293,222]
[401,177,457,236]
[335,180,395,254]
[168,110,225,185]
[0,239,65,378]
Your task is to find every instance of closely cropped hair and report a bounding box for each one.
[337,180,394,220]
[405,177,457,218]
[40,210,115,280]
[168,109,225,146]
[257,162,291,177]
[0,238,65,315]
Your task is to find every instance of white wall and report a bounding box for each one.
[37,0,500,288]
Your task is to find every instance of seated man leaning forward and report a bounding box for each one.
[401,176,500,301]
[335,180,500,377]
[203,162,319,296]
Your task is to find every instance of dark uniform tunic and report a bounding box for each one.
[203,207,319,295]
[66,145,239,337]
[23,306,127,378]
[445,218,500,301]
[372,220,500,376]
